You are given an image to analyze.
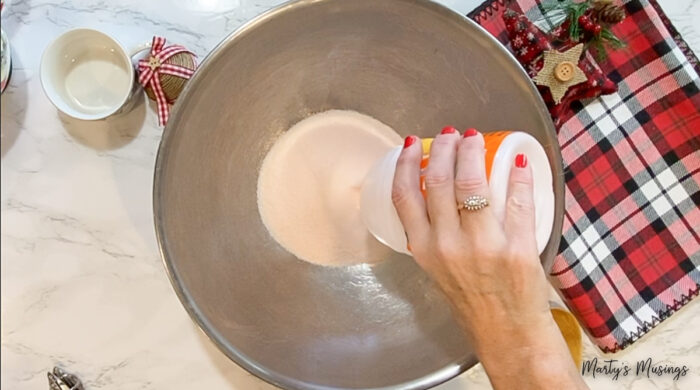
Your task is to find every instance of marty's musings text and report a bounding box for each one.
[581,358,689,381]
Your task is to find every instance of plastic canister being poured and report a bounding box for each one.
[360,131,555,255]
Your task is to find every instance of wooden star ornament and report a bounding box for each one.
[533,44,588,104]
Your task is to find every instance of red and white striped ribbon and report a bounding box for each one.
[138,36,196,126]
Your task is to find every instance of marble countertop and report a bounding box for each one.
[2,0,699,389]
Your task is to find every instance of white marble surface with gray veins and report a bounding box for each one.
[2,0,699,389]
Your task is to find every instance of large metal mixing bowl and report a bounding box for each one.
[154,0,564,389]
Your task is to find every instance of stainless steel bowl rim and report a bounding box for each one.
[153,0,563,389]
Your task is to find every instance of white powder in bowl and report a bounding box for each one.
[257,110,403,266]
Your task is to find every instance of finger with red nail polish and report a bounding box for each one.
[463,128,479,138]
[515,153,528,168]
[404,135,417,149]
[504,152,536,254]
[393,135,430,250]
[441,126,458,135]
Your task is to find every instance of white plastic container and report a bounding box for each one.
[360,131,555,255]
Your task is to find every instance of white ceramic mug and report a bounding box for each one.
[41,28,144,120]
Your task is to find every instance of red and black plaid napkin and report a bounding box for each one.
[469,0,700,352]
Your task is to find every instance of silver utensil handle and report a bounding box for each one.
[48,367,84,390]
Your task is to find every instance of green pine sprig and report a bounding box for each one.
[540,0,626,61]
[591,28,626,61]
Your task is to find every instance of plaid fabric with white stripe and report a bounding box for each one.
[470,0,700,352]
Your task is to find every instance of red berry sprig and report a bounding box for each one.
[578,14,603,36]
[578,15,591,30]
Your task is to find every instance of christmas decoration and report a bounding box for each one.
[503,8,618,121]
[533,44,587,104]
[546,0,626,60]
[144,52,195,106]
[138,36,197,126]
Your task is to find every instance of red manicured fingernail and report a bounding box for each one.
[463,128,478,137]
[404,135,417,149]
[441,126,457,135]
[515,153,528,168]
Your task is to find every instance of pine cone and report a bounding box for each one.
[592,0,625,25]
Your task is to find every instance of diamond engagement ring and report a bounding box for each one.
[458,195,489,211]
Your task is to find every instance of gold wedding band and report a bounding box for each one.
[458,195,489,212]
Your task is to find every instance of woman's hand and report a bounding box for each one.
[392,127,587,390]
